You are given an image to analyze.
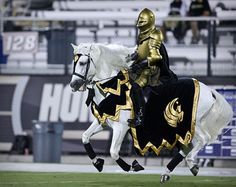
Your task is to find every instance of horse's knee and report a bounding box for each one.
[110,149,119,160]
[82,132,90,144]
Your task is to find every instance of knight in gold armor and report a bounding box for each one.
[129,8,178,126]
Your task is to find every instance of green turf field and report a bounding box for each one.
[0,172,235,187]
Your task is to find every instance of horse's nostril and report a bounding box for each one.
[70,81,75,88]
[70,79,86,91]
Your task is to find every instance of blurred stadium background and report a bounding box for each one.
[0,0,235,171]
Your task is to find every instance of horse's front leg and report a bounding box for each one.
[108,120,131,171]
[108,114,144,172]
[82,118,105,172]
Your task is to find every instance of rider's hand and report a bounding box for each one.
[131,52,138,61]
[126,52,138,63]
[130,60,148,72]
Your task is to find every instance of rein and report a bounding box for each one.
[90,74,121,84]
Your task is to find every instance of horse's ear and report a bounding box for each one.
[71,43,77,50]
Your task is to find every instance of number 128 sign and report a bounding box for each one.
[3,32,38,54]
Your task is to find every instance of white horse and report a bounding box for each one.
[70,43,233,183]
[70,43,144,172]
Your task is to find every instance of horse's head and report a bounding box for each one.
[70,43,135,92]
[70,43,100,92]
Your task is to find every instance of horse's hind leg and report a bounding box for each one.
[82,119,105,172]
[161,141,201,184]
[186,88,234,176]
[160,150,185,183]
[185,139,204,176]
[160,144,193,183]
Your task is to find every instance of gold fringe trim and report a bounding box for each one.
[191,79,200,136]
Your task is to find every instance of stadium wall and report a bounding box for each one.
[0,75,235,159]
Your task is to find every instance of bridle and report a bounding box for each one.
[72,51,95,85]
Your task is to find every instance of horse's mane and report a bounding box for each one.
[106,43,134,53]
[74,42,134,77]
[96,43,134,56]
[94,43,134,69]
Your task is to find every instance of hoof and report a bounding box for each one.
[93,158,104,172]
[190,165,199,176]
[131,160,144,172]
[160,174,170,184]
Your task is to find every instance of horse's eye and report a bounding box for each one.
[74,55,79,63]
[80,61,87,66]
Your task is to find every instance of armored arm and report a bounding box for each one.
[147,30,164,66]
[130,59,148,72]
[126,48,138,63]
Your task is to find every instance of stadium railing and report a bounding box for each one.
[0,9,235,76]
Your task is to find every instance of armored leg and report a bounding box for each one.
[130,82,145,126]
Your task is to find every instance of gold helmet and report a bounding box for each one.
[137,8,155,32]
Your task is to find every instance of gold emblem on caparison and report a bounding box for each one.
[164,98,184,128]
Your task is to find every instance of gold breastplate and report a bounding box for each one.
[137,39,150,61]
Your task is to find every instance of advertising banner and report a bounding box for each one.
[0,75,112,154]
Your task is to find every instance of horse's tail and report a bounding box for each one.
[203,88,233,144]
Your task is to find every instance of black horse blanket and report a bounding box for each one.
[89,70,200,156]
[130,78,200,156]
